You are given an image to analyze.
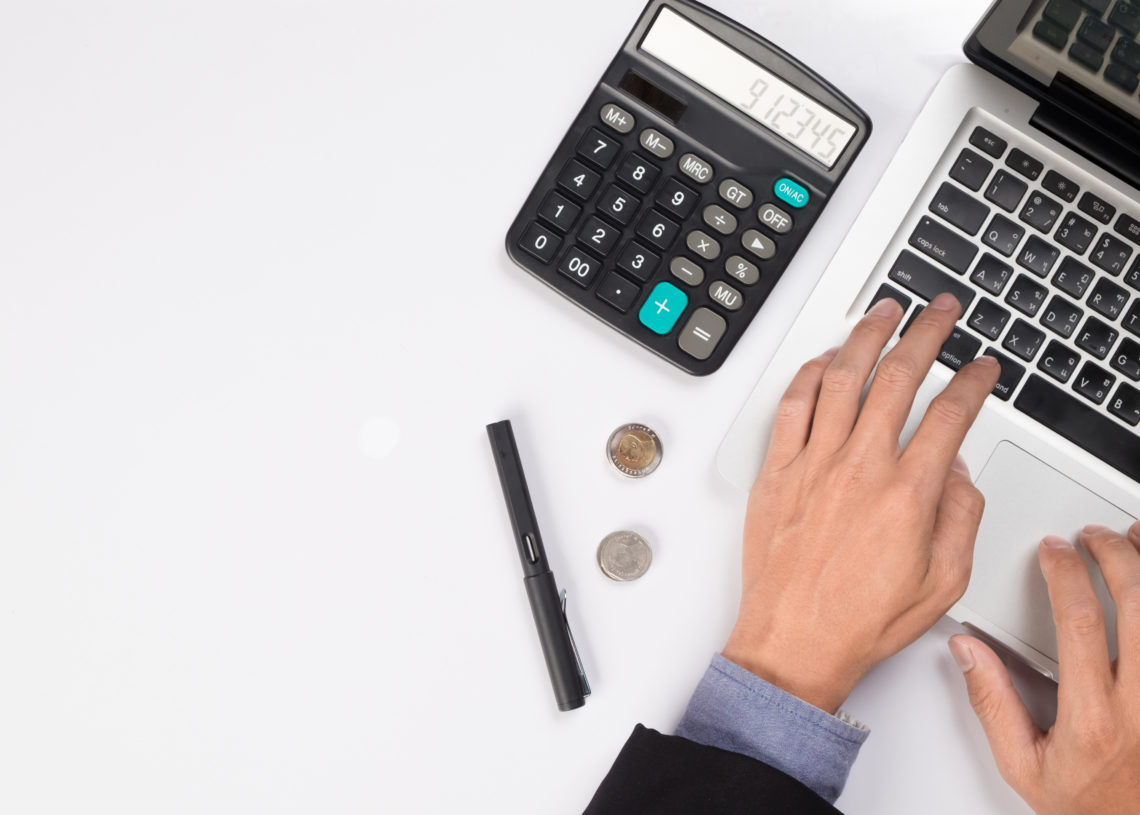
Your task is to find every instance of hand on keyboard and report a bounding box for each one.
[950,523,1140,815]
[721,292,1000,713]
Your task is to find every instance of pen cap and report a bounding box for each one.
[524,572,589,711]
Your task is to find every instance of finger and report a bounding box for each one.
[898,356,1001,490]
[949,635,1043,791]
[854,292,963,444]
[1080,524,1140,661]
[807,297,903,453]
[763,347,841,472]
[1039,536,1113,695]
[918,464,985,611]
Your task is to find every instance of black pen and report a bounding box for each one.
[487,419,590,712]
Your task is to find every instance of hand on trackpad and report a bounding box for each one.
[959,441,1136,665]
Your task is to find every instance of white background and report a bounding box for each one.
[0,0,1049,812]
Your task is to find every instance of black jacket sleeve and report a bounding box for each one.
[583,725,841,815]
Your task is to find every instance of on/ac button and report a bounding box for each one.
[774,177,810,209]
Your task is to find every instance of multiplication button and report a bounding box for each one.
[686,230,720,260]
[678,308,727,360]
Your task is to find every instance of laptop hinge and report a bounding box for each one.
[1029,83,1140,193]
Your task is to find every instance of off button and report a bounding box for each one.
[774,177,810,209]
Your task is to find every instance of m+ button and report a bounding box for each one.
[639,281,688,335]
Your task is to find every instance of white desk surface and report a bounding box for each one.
[0,1,1051,812]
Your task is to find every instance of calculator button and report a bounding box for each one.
[636,210,681,251]
[576,127,620,169]
[709,280,743,312]
[725,255,760,286]
[615,154,660,195]
[702,205,738,235]
[686,230,721,261]
[656,178,700,219]
[670,257,705,287]
[599,103,635,135]
[597,184,642,226]
[578,216,621,256]
[639,281,688,335]
[742,229,777,260]
[639,128,675,158]
[718,179,753,209]
[757,203,794,235]
[773,177,810,209]
[616,241,660,282]
[678,153,714,184]
[519,222,560,263]
[557,159,601,201]
[537,191,582,232]
[678,308,727,361]
[557,247,600,287]
[596,272,641,313]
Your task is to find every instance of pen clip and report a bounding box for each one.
[560,590,591,698]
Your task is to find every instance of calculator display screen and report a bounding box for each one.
[640,8,856,168]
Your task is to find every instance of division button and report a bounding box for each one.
[742,228,777,260]
[678,152,714,184]
[686,229,721,260]
[708,280,743,312]
[757,203,794,234]
[638,281,688,335]
[678,308,728,360]
[599,103,635,134]
[670,256,705,286]
[718,179,754,209]
[702,204,738,235]
[639,128,674,158]
[596,272,641,313]
[724,255,759,286]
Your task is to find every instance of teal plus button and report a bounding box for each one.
[639,282,688,335]
[774,177,810,209]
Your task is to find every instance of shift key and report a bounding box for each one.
[909,216,979,274]
[887,250,976,314]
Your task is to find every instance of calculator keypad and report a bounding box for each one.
[509,94,832,374]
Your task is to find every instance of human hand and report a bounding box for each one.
[950,523,1140,815]
[722,293,1000,713]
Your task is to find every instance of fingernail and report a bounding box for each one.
[1082,524,1110,535]
[973,354,999,367]
[948,637,975,673]
[929,292,960,312]
[1041,535,1073,549]
[869,297,902,318]
[950,454,970,476]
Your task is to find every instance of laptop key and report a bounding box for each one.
[1053,256,1095,299]
[1126,257,1140,290]
[1018,235,1062,277]
[1073,361,1117,405]
[930,181,990,235]
[985,170,1029,212]
[1108,381,1140,426]
[1042,169,1080,203]
[1116,213,1140,244]
[886,250,975,312]
[1113,38,1140,73]
[1005,148,1044,181]
[968,297,1012,340]
[1038,340,1082,382]
[909,216,979,273]
[1055,212,1098,255]
[1076,315,1120,359]
[1045,0,1085,29]
[948,148,993,192]
[1016,374,1140,481]
[866,283,913,315]
[1070,40,1107,71]
[1091,233,1134,274]
[1019,191,1063,233]
[1076,0,1111,14]
[982,213,1026,257]
[1006,273,1049,316]
[1041,294,1084,338]
[1003,318,1047,361]
[1110,336,1140,380]
[973,253,1015,294]
[1105,62,1140,92]
[937,324,982,371]
[983,348,1026,401]
[969,126,1007,158]
[1109,0,1140,37]
[1078,16,1117,52]
[1125,299,1140,335]
[1034,18,1072,50]
[1079,191,1117,225]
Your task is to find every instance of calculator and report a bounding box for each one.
[506,0,871,375]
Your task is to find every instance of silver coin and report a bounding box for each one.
[597,531,653,581]
[606,423,662,478]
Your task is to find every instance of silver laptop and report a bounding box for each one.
[717,0,1140,680]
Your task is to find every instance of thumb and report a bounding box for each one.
[949,635,1043,789]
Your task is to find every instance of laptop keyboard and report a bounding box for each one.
[868,117,1140,483]
[1033,0,1140,98]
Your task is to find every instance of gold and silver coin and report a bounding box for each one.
[606,423,662,478]
[597,530,653,581]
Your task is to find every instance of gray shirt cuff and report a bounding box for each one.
[675,654,869,803]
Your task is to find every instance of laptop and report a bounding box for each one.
[717,0,1140,680]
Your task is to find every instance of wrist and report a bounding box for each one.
[722,629,859,714]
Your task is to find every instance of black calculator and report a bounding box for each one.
[506,0,871,375]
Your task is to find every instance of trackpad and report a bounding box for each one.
[961,441,1134,663]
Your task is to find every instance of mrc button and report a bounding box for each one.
[678,153,714,184]
[774,177,810,208]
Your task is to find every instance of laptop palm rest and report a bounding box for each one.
[958,440,1133,670]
